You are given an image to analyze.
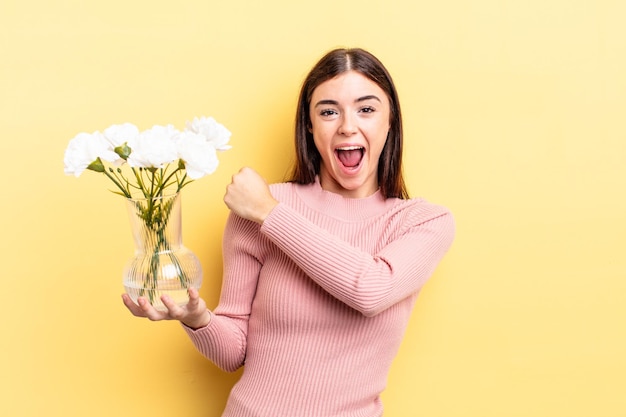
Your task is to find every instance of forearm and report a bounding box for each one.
[260,203,455,316]
[182,312,248,372]
[182,213,262,371]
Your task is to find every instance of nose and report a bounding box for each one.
[338,114,357,136]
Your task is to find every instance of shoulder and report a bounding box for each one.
[268,181,311,203]
[380,198,455,248]
[268,181,296,197]
[388,197,454,229]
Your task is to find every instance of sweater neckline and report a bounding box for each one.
[293,177,399,221]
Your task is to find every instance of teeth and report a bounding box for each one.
[336,146,363,151]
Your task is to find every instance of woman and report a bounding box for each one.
[123,47,455,417]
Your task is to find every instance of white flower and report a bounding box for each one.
[127,125,179,169]
[103,123,139,147]
[176,131,219,179]
[185,116,232,151]
[63,131,120,177]
[64,116,230,199]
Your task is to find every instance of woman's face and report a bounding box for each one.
[309,70,391,198]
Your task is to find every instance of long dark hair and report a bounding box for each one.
[289,47,409,199]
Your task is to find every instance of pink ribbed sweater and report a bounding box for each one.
[184,179,455,417]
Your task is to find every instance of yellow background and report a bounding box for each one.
[1,0,624,416]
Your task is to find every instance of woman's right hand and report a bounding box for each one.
[121,287,211,330]
[224,167,278,224]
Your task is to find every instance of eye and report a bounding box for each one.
[319,109,338,117]
[359,106,375,114]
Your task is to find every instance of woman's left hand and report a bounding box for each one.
[224,167,278,224]
[121,287,211,330]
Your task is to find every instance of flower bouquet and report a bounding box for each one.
[63,116,231,310]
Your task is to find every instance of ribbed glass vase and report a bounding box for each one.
[122,193,202,312]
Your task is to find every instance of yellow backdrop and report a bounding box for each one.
[1,0,624,416]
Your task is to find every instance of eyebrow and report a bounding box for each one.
[314,95,382,107]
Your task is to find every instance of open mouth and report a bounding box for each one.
[335,146,365,169]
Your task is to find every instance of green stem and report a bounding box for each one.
[177,172,190,192]
[132,167,149,199]
[161,167,183,192]
[143,196,189,302]
[103,169,132,198]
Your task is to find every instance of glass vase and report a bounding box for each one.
[123,193,202,312]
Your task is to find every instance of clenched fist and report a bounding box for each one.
[224,167,278,224]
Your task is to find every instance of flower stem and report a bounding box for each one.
[103,169,132,198]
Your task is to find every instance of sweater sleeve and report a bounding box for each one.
[260,202,455,317]
[183,213,263,372]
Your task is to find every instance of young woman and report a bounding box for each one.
[123,47,455,417]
